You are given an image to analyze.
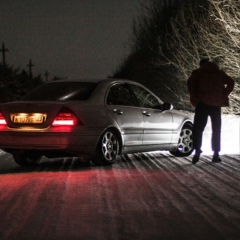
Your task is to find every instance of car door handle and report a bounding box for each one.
[143,111,151,116]
[113,109,123,115]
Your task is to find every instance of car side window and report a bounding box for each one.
[107,84,135,106]
[131,85,160,108]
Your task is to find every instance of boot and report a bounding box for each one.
[212,155,222,163]
[192,150,202,164]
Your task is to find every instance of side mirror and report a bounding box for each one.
[161,102,173,111]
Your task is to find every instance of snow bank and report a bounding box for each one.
[201,114,240,155]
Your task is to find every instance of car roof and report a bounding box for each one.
[48,78,138,85]
[52,79,103,83]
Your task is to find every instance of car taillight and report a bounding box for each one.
[0,113,7,125]
[52,112,78,126]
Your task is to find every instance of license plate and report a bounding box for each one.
[10,113,47,124]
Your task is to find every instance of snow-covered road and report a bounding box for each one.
[0,151,239,240]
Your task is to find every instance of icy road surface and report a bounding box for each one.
[0,151,240,240]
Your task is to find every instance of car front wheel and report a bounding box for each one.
[13,152,42,166]
[92,129,119,166]
[170,124,193,157]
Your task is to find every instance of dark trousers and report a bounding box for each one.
[193,102,221,155]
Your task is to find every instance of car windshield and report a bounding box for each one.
[21,82,99,101]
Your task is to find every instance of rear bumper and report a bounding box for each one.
[0,131,99,156]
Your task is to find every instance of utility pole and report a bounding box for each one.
[27,59,34,79]
[0,42,9,67]
[44,70,49,81]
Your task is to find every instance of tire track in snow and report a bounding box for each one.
[199,155,240,180]
[118,154,204,239]
[152,153,240,224]
[123,152,240,238]
[0,151,240,240]
[123,154,227,238]
[185,155,240,194]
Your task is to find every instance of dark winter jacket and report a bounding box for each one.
[187,61,234,107]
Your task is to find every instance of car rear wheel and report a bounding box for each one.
[92,129,119,166]
[170,124,193,157]
[13,152,42,166]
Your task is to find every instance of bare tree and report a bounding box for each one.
[156,0,240,113]
[114,0,240,113]
[210,0,240,112]
[113,0,175,81]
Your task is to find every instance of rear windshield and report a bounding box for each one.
[21,82,99,101]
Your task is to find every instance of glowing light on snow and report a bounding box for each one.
[201,114,240,155]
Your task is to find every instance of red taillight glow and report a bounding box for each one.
[0,113,7,125]
[52,113,78,126]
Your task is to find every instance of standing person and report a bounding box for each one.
[187,59,234,164]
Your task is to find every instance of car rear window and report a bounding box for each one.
[21,82,99,101]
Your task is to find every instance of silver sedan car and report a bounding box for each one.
[0,79,193,166]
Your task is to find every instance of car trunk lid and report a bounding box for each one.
[0,101,67,129]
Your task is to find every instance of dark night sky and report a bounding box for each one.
[0,0,143,80]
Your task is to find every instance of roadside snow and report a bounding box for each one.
[201,114,240,155]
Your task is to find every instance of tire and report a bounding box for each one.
[170,124,193,157]
[13,152,42,166]
[92,129,119,166]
